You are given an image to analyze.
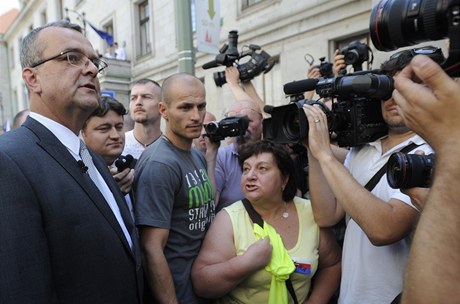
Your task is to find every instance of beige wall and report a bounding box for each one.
[2,0,448,126]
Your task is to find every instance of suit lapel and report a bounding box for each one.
[24,118,136,259]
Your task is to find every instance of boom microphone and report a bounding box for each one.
[283,78,319,95]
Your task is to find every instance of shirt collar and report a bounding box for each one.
[29,112,81,158]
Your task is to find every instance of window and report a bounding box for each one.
[242,0,265,9]
[40,10,47,26]
[9,46,14,69]
[253,55,282,106]
[103,21,114,54]
[138,1,152,57]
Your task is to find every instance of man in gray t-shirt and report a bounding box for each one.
[134,73,217,303]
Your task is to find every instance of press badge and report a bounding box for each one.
[293,258,312,275]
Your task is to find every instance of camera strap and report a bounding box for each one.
[364,142,419,191]
[242,198,299,304]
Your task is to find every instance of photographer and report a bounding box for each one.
[213,67,265,212]
[392,54,460,303]
[304,51,433,303]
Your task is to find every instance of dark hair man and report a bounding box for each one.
[304,50,434,303]
[82,96,135,216]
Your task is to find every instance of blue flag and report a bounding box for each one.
[87,21,114,46]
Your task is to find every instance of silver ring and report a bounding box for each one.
[314,119,320,123]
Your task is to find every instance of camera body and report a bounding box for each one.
[203,30,274,86]
[339,40,370,71]
[312,57,334,78]
[387,152,436,189]
[213,46,273,87]
[268,71,391,147]
[370,0,460,77]
[204,115,249,142]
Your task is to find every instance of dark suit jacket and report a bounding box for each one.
[0,117,142,304]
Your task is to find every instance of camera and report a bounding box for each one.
[202,30,275,86]
[115,154,135,173]
[339,40,371,71]
[387,152,435,189]
[313,57,334,78]
[263,100,333,144]
[270,71,391,147]
[370,0,460,77]
[204,115,249,142]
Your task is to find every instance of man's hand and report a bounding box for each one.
[303,104,334,162]
[225,66,240,86]
[111,167,135,194]
[393,55,460,154]
[333,49,346,76]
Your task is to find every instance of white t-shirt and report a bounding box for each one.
[339,135,433,304]
[122,130,146,160]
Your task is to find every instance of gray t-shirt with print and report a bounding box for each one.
[134,136,215,303]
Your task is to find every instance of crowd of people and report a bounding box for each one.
[1,18,459,304]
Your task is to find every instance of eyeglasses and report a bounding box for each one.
[31,49,108,73]
[390,46,444,62]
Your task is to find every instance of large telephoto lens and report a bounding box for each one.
[387,152,435,189]
[370,0,450,51]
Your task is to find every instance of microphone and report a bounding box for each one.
[202,60,219,70]
[283,78,319,95]
[77,160,88,173]
[115,154,134,172]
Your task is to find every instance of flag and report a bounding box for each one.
[87,21,114,46]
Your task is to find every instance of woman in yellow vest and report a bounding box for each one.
[192,140,341,303]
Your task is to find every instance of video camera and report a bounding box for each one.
[204,115,249,142]
[264,71,392,147]
[202,30,275,87]
[370,0,460,77]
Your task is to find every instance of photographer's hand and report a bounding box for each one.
[333,49,346,76]
[393,55,460,155]
[303,104,334,162]
[225,66,240,86]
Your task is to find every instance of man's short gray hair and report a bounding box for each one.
[20,20,82,69]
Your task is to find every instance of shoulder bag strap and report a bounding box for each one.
[364,142,419,191]
[241,199,299,304]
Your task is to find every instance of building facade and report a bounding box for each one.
[1,0,401,127]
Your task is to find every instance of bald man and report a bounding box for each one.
[214,100,264,212]
[134,73,217,303]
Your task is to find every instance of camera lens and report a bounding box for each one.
[387,152,435,189]
[213,71,227,87]
[282,110,304,142]
[204,122,219,135]
[344,50,360,65]
[370,0,449,51]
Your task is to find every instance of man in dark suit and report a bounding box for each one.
[0,21,142,303]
